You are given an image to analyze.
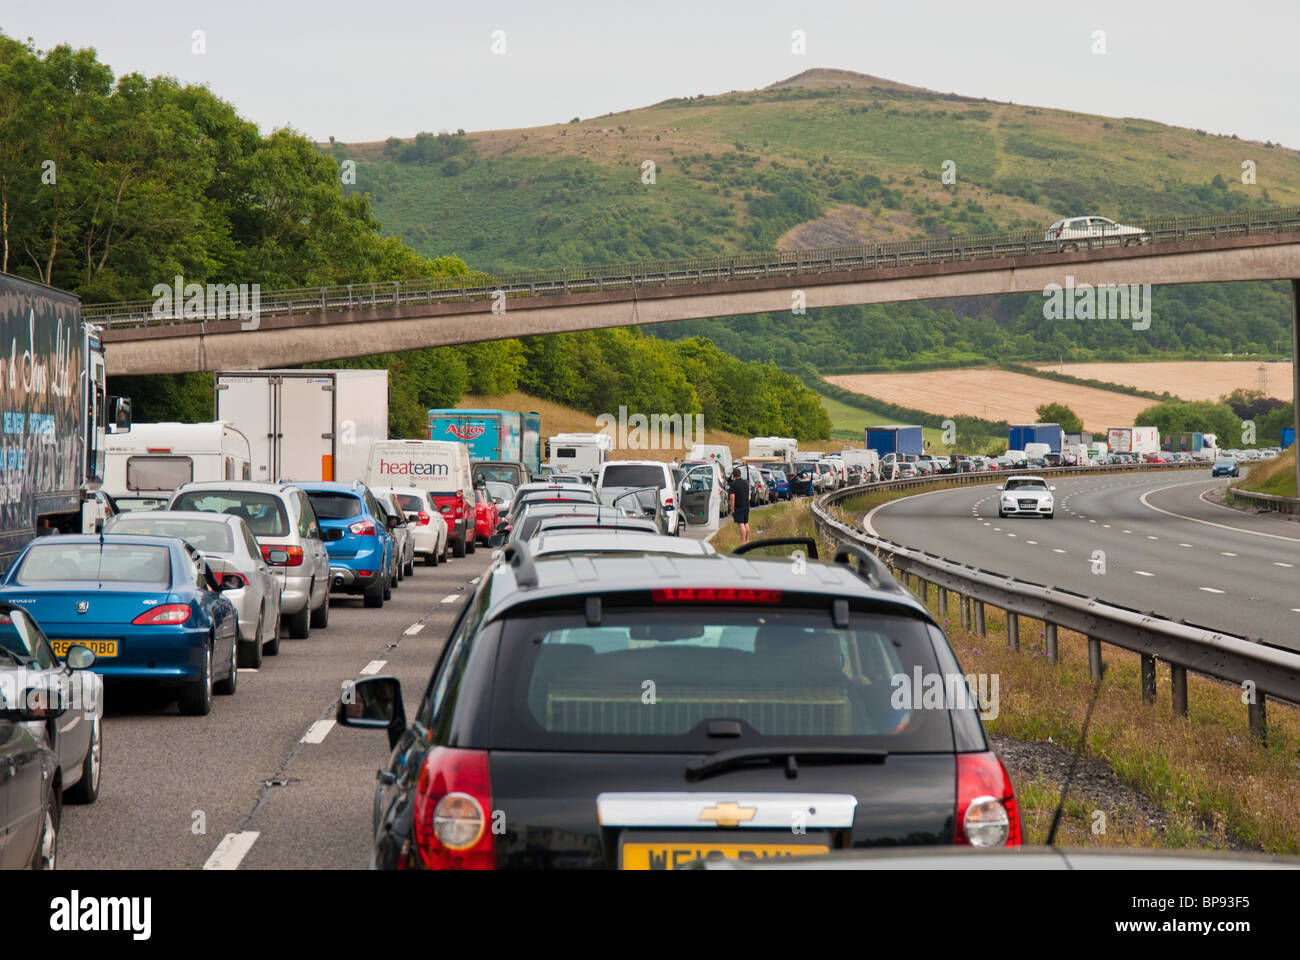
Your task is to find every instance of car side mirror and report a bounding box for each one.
[64,644,97,670]
[323,528,345,543]
[386,514,400,530]
[1050,486,1057,491]
[405,513,420,523]
[337,676,406,750]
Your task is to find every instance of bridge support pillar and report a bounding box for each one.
[1088,637,1104,681]
[1140,655,1156,705]
[1170,664,1188,718]
[1006,612,1019,652]
[1248,696,1268,745]
[1044,623,1058,663]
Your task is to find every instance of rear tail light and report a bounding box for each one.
[349,519,377,536]
[955,751,1020,847]
[133,604,192,625]
[653,587,782,603]
[261,544,305,567]
[217,572,246,589]
[417,511,430,525]
[412,747,495,870]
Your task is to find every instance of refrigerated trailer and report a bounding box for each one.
[0,271,121,567]
[214,369,388,483]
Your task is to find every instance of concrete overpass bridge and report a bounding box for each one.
[90,207,1300,377]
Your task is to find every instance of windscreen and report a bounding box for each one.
[108,518,233,552]
[15,543,172,585]
[491,607,955,752]
[126,455,194,492]
[304,492,363,521]
[172,491,290,537]
[1002,478,1046,491]
[793,461,816,473]
[599,465,666,489]
[474,465,523,485]
[484,482,515,501]
[394,493,425,513]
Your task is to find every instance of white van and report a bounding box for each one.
[365,440,476,557]
[688,444,734,476]
[105,421,253,512]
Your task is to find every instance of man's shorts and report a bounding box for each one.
[732,507,750,524]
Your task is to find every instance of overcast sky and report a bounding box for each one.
[5,0,1297,147]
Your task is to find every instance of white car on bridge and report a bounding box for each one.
[1044,216,1148,247]
[996,475,1056,519]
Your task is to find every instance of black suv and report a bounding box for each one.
[338,539,1019,869]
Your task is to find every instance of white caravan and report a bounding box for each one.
[549,433,613,475]
[105,421,253,512]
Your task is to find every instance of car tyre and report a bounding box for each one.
[383,568,393,600]
[240,608,265,668]
[425,552,437,567]
[997,509,1006,518]
[466,536,476,554]
[65,715,101,805]
[310,589,330,628]
[263,614,282,657]
[179,644,213,716]
[364,575,384,608]
[286,602,310,640]
[31,789,59,870]
[215,636,238,695]
[404,557,415,577]
[452,537,466,558]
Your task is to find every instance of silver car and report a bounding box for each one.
[167,482,334,640]
[374,486,449,567]
[0,605,103,806]
[373,491,415,580]
[103,511,284,666]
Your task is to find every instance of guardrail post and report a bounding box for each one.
[1170,665,1188,718]
[1087,637,1103,680]
[959,594,970,631]
[1140,655,1156,705]
[1044,623,1058,663]
[937,587,948,618]
[973,601,986,637]
[1006,612,1019,652]
[1248,697,1267,744]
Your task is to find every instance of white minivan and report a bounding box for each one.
[365,440,475,557]
[596,460,684,535]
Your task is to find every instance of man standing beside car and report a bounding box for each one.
[728,467,750,544]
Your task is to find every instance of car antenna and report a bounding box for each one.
[1045,662,1107,847]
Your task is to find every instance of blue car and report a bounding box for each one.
[1211,456,1240,478]
[0,535,240,716]
[296,482,396,608]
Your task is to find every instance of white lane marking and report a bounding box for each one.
[1134,570,1155,577]
[440,594,459,604]
[203,831,260,871]
[1007,533,1016,537]
[360,659,387,675]
[1053,548,1067,554]
[993,527,1002,531]
[1102,524,1111,528]
[1220,552,1237,557]
[1139,482,1300,542]
[470,576,481,584]
[301,720,335,744]
[1089,519,1096,523]
[1146,536,1158,540]
[1198,587,1226,594]
[1122,529,1132,534]
[1292,608,1300,613]
[1275,562,1295,568]
[237,668,258,673]
[403,623,425,635]
[1026,540,1038,545]
[1179,543,1193,547]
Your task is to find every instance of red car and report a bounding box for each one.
[474,487,503,546]
[1143,453,1168,463]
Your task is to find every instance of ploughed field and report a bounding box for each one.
[824,369,1155,432]
[1033,361,1294,403]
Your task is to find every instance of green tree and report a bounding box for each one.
[1035,402,1083,433]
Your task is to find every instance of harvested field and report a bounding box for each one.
[824,369,1156,432]
[1034,361,1294,403]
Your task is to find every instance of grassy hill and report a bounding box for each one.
[335,68,1300,272]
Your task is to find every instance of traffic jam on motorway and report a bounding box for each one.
[0,271,1289,874]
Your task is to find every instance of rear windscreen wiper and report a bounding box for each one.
[685,746,887,782]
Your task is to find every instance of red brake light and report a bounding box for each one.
[412,747,495,870]
[417,511,430,525]
[260,544,305,567]
[349,519,377,536]
[652,587,782,603]
[133,604,192,625]
[955,751,1020,847]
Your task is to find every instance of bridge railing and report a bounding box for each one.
[808,462,1300,743]
[83,205,1300,328]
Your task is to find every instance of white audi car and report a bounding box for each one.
[996,476,1056,519]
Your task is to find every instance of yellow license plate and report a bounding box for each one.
[51,640,117,658]
[621,842,829,870]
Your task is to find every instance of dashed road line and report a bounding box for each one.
[1198,587,1226,594]
[203,831,260,871]
[301,720,335,744]
[360,659,387,675]
[440,594,460,603]
[1134,571,1155,577]
[403,623,425,635]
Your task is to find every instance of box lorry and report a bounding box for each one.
[0,272,124,567]
[1009,423,1064,454]
[105,421,252,512]
[215,369,388,484]
[427,408,541,475]
[1107,426,1159,456]
[549,433,613,475]
[840,447,881,482]
[866,425,924,460]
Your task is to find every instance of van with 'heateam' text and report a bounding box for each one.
[366,440,475,557]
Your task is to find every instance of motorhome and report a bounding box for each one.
[748,437,798,463]
[105,421,252,512]
[549,433,613,475]
[688,443,734,476]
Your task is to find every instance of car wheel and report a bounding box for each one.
[997,509,1006,518]
[452,537,466,558]
[466,536,477,554]
[179,644,213,716]
[240,608,265,668]
[404,557,414,577]
[1046,512,1055,520]
[364,574,385,608]
[383,568,393,600]
[310,591,331,627]
[263,612,282,657]
[215,635,238,695]
[31,789,59,870]
[65,715,101,805]
[425,552,437,567]
[286,602,310,640]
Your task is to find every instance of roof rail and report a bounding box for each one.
[501,540,539,589]
[732,537,819,560]
[832,543,894,589]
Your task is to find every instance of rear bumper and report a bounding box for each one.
[44,626,209,685]
[329,565,384,594]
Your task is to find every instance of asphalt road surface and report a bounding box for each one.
[60,549,497,870]
[868,470,1300,653]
